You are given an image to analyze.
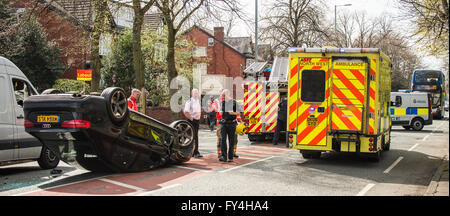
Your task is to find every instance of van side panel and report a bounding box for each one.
[7,73,42,160]
[390,93,431,126]
[0,63,15,162]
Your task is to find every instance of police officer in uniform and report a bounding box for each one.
[272,97,287,146]
[219,89,239,162]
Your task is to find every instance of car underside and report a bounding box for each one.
[24,87,194,172]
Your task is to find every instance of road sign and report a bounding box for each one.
[77,69,92,81]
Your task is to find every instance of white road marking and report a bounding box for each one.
[98,178,146,191]
[175,165,212,173]
[383,156,404,174]
[408,143,420,152]
[138,184,182,196]
[13,173,113,196]
[219,156,275,173]
[421,134,430,141]
[356,183,375,196]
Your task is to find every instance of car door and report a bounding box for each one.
[0,68,15,163]
[10,77,42,160]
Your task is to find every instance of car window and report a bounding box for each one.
[12,78,36,107]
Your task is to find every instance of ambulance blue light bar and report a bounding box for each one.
[287,47,380,53]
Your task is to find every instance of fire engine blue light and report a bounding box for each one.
[288,48,297,53]
[339,48,345,53]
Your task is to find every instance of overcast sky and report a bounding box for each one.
[222,0,444,69]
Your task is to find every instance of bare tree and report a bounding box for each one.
[131,0,155,90]
[153,0,242,102]
[397,0,449,56]
[91,0,112,92]
[259,0,328,56]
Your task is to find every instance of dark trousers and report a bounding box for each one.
[208,112,216,130]
[220,122,236,160]
[272,119,286,145]
[189,119,200,154]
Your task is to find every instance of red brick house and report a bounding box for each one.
[180,25,253,98]
[10,0,91,80]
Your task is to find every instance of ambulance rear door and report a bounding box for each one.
[294,57,331,146]
[330,58,368,134]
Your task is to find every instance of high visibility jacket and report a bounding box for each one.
[208,100,219,112]
[127,96,138,111]
[216,97,241,125]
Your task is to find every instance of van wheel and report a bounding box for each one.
[368,151,381,162]
[383,132,391,151]
[411,118,424,131]
[37,146,60,169]
[301,150,321,159]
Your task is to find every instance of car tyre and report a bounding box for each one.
[169,120,195,164]
[37,145,60,169]
[101,87,129,125]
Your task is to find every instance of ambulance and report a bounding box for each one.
[286,48,392,161]
[390,92,433,131]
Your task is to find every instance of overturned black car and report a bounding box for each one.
[24,87,194,172]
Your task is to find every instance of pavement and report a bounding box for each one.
[425,115,449,196]
[425,154,449,196]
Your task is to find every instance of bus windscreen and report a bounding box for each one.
[413,70,441,84]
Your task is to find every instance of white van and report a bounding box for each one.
[390,92,433,131]
[0,56,59,168]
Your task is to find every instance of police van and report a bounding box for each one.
[390,92,433,131]
[0,56,59,168]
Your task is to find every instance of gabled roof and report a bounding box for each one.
[224,37,252,54]
[182,25,249,58]
[55,0,92,26]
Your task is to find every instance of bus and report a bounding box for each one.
[411,69,446,119]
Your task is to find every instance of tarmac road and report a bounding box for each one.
[0,119,448,196]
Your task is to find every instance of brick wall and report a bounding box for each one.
[182,27,246,78]
[11,0,90,80]
[145,107,186,124]
[181,26,247,98]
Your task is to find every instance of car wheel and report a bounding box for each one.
[411,118,424,131]
[169,120,195,163]
[101,87,129,125]
[37,145,60,169]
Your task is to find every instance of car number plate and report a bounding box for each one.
[37,115,60,123]
[307,117,318,126]
[249,117,257,124]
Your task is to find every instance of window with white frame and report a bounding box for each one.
[193,46,207,57]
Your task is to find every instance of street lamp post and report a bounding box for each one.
[334,4,352,45]
[255,0,258,63]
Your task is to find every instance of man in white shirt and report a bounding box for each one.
[183,88,203,158]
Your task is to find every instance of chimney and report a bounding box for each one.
[214,27,224,41]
